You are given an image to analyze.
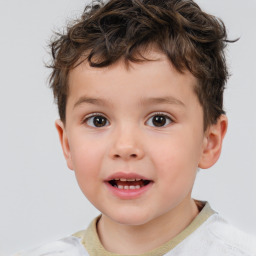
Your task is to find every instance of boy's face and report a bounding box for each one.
[58,51,208,226]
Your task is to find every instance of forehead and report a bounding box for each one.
[69,49,197,84]
[66,51,200,115]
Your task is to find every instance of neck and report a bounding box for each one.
[97,198,199,254]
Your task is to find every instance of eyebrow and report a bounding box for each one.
[139,96,185,107]
[73,96,112,109]
[73,95,185,109]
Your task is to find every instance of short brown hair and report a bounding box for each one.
[48,0,234,129]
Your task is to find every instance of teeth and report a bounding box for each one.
[116,185,142,190]
[114,178,142,181]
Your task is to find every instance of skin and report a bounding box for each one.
[56,51,227,254]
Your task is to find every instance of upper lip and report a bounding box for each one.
[105,172,151,181]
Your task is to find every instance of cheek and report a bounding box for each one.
[150,132,202,180]
[151,136,198,164]
[69,133,105,168]
[69,137,105,189]
[151,139,199,206]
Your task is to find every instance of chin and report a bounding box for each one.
[105,209,154,226]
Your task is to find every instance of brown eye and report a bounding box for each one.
[146,114,172,127]
[86,115,109,127]
[153,116,166,127]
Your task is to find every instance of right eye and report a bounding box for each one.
[84,114,110,128]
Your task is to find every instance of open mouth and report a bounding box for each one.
[108,178,151,190]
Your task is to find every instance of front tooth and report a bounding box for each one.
[135,185,141,189]
[124,185,129,189]
[129,185,136,189]
[118,185,124,189]
[120,178,127,181]
[127,178,135,181]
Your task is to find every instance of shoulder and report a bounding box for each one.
[13,236,89,256]
[173,213,256,256]
[207,214,256,255]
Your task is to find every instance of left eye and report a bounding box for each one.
[146,114,172,127]
[84,115,110,128]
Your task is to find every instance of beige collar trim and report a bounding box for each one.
[73,200,216,256]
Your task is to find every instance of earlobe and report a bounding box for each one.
[55,119,74,170]
[198,115,228,169]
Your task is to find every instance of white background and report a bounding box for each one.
[0,0,255,255]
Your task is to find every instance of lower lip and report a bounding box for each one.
[105,182,153,199]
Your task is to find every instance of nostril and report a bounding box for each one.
[110,147,144,160]
[113,153,137,159]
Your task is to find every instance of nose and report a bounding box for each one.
[109,126,145,161]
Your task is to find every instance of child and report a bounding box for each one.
[15,0,256,255]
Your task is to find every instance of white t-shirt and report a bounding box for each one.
[14,201,256,256]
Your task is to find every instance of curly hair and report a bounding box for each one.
[48,0,234,129]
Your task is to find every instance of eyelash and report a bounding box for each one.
[83,112,173,128]
[146,112,173,127]
[82,113,109,128]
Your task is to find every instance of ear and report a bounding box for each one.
[55,119,74,170]
[198,115,228,169]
